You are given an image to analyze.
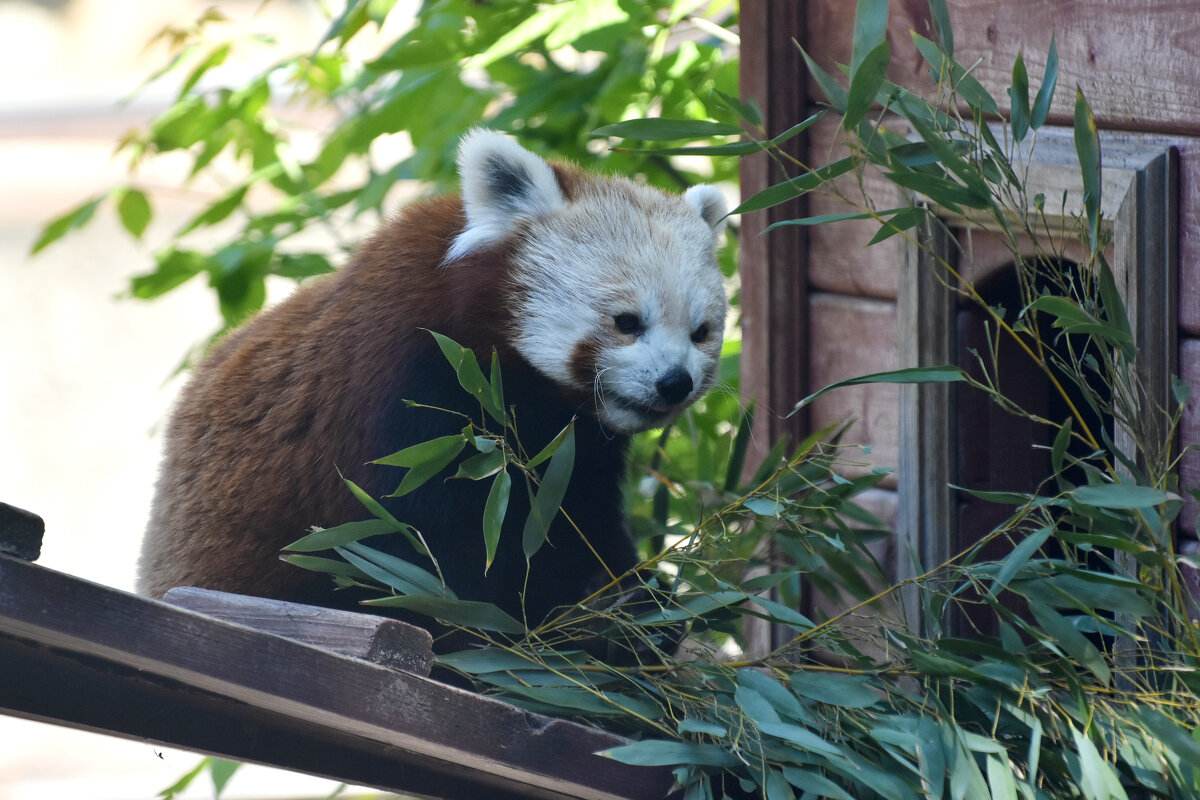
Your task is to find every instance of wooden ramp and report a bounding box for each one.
[0,552,674,799]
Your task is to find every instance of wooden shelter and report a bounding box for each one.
[738,1,1198,622]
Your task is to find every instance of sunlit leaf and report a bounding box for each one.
[117,188,153,239]
[30,194,104,254]
[592,118,742,140]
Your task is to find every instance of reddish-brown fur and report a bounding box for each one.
[138,194,526,602]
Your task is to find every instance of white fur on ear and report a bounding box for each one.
[684,184,728,236]
[446,129,566,262]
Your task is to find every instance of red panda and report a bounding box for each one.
[136,129,728,628]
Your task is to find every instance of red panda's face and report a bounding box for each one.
[448,130,728,435]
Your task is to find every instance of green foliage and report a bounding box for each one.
[34,0,739,341]
[278,3,1198,799]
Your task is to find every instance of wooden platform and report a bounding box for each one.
[0,554,674,800]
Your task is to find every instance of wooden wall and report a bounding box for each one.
[739,0,1199,542]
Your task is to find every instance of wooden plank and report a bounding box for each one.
[0,502,43,561]
[804,116,906,300]
[0,556,673,800]
[739,0,809,450]
[164,586,435,677]
[807,293,899,488]
[804,0,1200,136]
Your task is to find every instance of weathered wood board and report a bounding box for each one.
[0,555,673,800]
[163,586,435,677]
[807,292,900,487]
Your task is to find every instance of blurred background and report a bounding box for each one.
[0,0,389,795]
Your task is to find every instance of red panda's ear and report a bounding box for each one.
[446,129,566,262]
[684,184,728,237]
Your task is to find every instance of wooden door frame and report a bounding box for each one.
[896,127,1178,629]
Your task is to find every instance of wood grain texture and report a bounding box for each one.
[808,293,900,487]
[805,117,906,300]
[164,586,435,677]
[801,2,1200,335]
[0,557,672,800]
[806,0,1200,136]
[739,0,810,447]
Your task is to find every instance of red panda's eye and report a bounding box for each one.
[691,323,710,344]
[614,313,643,335]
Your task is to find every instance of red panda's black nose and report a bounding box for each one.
[656,367,693,405]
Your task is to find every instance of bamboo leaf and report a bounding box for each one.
[911,33,998,114]
[678,718,728,737]
[1030,34,1058,129]
[1069,483,1173,509]
[782,767,856,800]
[738,668,809,722]
[1009,51,1031,143]
[1074,88,1103,256]
[366,594,526,634]
[992,524,1053,589]
[764,206,910,232]
[340,541,452,598]
[730,157,855,216]
[1026,598,1111,686]
[927,0,954,58]
[284,518,402,552]
[522,424,575,559]
[790,671,879,709]
[850,0,889,76]
[429,331,505,425]
[867,206,927,245]
[798,42,848,112]
[280,553,372,581]
[601,740,739,768]
[482,468,511,571]
[712,89,764,127]
[845,40,891,130]
[454,448,506,480]
[793,365,967,413]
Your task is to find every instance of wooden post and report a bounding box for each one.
[738,1,809,458]
[738,2,809,656]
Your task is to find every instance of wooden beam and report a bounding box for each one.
[738,0,809,454]
[0,556,674,800]
[164,586,435,677]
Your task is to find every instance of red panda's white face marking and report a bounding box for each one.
[449,129,728,435]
